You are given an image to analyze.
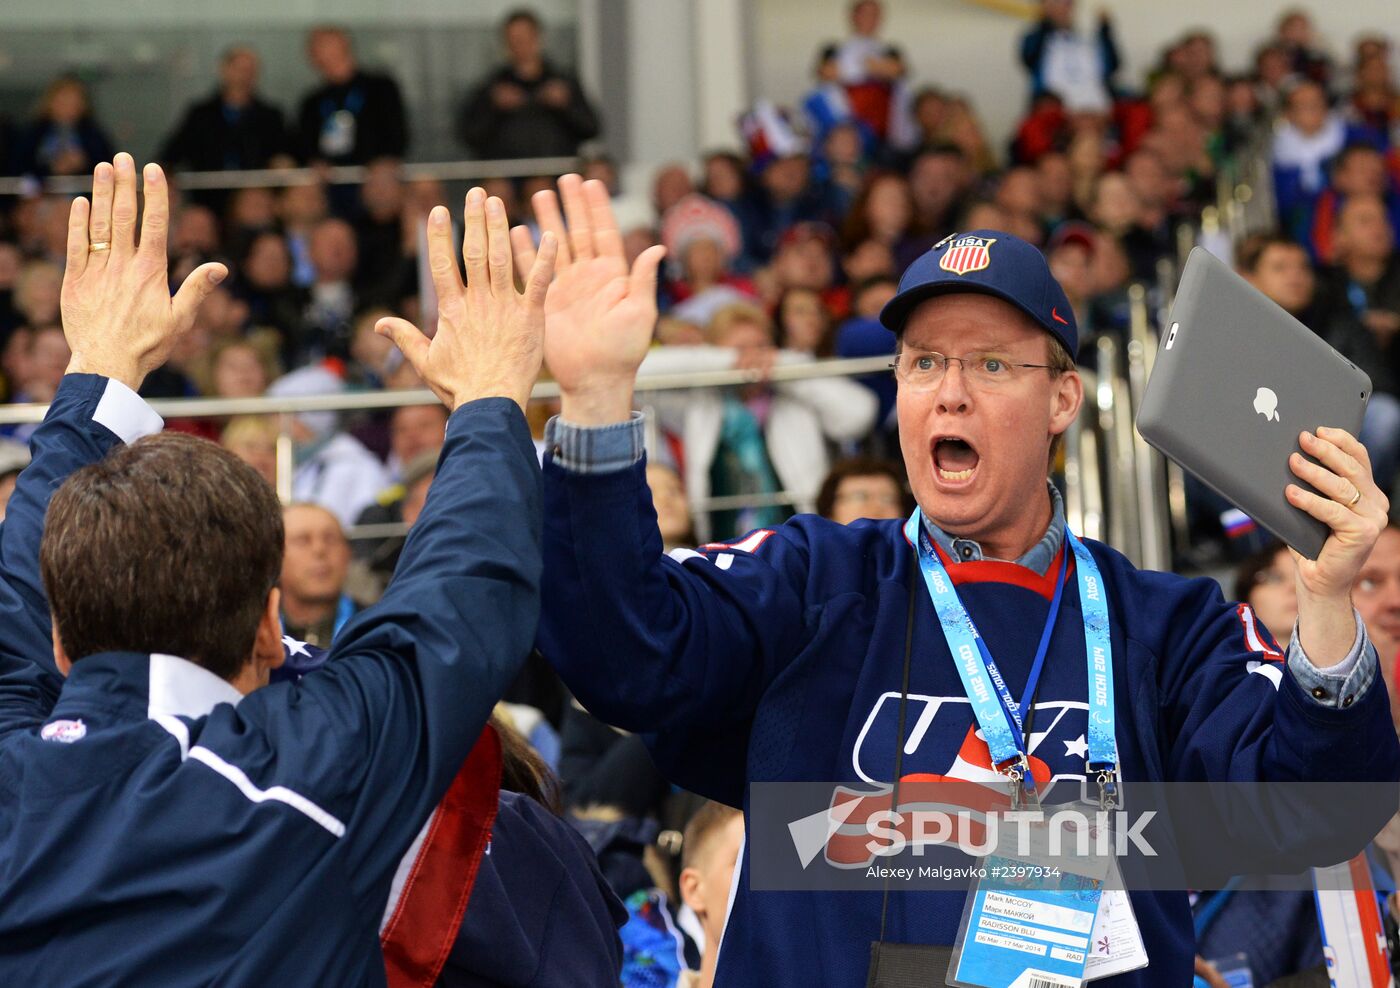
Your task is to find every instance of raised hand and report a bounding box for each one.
[1286,427,1391,665]
[510,174,666,425]
[377,188,556,413]
[61,153,227,392]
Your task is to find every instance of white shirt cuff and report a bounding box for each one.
[92,378,163,444]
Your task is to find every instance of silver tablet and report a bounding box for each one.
[1136,247,1371,560]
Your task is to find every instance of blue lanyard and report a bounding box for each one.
[904,508,1119,805]
[332,594,355,639]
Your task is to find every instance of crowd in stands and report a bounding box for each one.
[3,4,1400,983]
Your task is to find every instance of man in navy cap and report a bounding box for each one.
[522,178,1399,987]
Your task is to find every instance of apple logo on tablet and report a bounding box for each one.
[1253,387,1281,422]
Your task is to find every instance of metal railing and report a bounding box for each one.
[0,355,893,517]
[0,157,582,197]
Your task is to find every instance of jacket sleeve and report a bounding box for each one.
[1150,566,1400,870]
[237,397,541,896]
[537,453,814,735]
[460,78,503,154]
[552,74,601,143]
[0,375,163,733]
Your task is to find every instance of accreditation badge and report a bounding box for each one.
[320,109,357,158]
[947,816,1145,987]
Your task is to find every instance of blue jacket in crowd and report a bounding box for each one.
[0,375,541,985]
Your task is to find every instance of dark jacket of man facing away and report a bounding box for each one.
[0,376,541,984]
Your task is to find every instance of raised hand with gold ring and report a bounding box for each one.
[61,153,227,392]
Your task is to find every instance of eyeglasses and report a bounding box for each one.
[891,349,1056,392]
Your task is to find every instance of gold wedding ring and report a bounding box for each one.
[88,242,111,253]
[1348,487,1362,508]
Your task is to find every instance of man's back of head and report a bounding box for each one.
[41,432,283,683]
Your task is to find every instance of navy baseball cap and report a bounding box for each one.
[878,229,1079,357]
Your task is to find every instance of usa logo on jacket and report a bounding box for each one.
[822,694,1092,867]
[40,719,87,743]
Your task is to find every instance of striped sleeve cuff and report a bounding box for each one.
[1285,611,1378,709]
[543,412,645,474]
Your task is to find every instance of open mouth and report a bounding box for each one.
[933,436,980,483]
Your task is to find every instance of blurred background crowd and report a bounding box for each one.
[2,2,1400,984]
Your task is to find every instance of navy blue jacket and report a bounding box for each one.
[538,455,1400,988]
[280,641,627,986]
[0,376,541,985]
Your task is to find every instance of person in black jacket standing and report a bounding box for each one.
[461,9,600,161]
[159,47,291,175]
[297,26,409,167]
[158,47,291,213]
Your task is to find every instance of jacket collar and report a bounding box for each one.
[922,482,1066,575]
[55,651,242,722]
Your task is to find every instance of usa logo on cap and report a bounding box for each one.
[938,235,996,276]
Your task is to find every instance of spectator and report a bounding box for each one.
[225,186,279,260]
[1019,0,1120,113]
[280,502,360,648]
[301,217,360,361]
[1273,80,1349,244]
[582,153,620,193]
[265,364,389,527]
[700,151,754,242]
[646,462,695,553]
[848,274,897,320]
[652,163,695,220]
[1354,524,1400,723]
[1348,52,1399,151]
[158,46,291,177]
[1308,144,1399,263]
[353,160,413,309]
[387,402,449,480]
[763,222,844,315]
[774,287,834,357]
[994,166,1046,245]
[1037,152,1077,227]
[278,181,330,287]
[220,415,280,488]
[350,403,448,587]
[1273,8,1333,89]
[460,8,601,160]
[1318,194,1400,354]
[815,456,910,525]
[1046,222,1097,329]
[803,45,865,156]
[346,308,420,391]
[840,171,928,272]
[237,230,307,344]
[204,339,273,400]
[16,325,69,405]
[660,194,756,328]
[296,26,408,166]
[13,260,62,330]
[830,0,907,144]
[906,145,969,235]
[12,75,113,177]
[677,803,744,988]
[1233,541,1298,648]
[0,244,22,338]
[1239,232,1400,492]
[747,151,838,264]
[638,301,877,540]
